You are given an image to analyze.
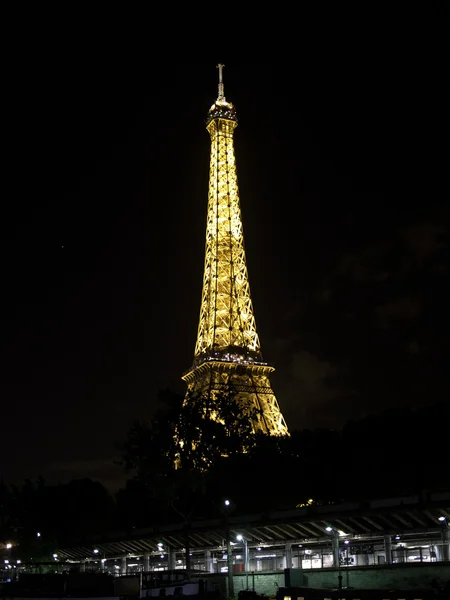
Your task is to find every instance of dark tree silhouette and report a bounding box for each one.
[117,395,450,524]
[117,386,264,571]
[0,478,114,561]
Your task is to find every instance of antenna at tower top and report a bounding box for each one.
[217,63,225,101]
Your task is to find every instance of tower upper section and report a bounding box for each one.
[193,65,262,368]
[206,63,237,125]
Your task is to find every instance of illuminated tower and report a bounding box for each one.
[182,65,288,436]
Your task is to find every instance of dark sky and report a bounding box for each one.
[1,40,448,491]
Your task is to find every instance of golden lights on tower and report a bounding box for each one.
[182,65,288,437]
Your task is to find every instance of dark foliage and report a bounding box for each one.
[116,393,450,523]
[0,477,114,560]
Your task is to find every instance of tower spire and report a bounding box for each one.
[217,63,225,101]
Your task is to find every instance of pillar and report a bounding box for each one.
[384,535,392,564]
[244,541,249,590]
[226,533,234,600]
[168,547,176,571]
[331,533,339,568]
[205,550,214,573]
[121,556,127,575]
[80,560,86,573]
[143,553,150,572]
[284,543,292,569]
[442,527,450,561]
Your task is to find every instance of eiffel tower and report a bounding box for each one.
[182,65,288,436]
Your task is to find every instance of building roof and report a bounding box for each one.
[57,491,450,561]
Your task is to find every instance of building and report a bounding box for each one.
[46,491,450,591]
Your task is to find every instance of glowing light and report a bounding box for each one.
[93,549,99,554]
[325,526,333,532]
[438,516,446,522]
[236,534,243,541]
[296,498,315,508]
[6,543,12,549]
[224,499,230,506]
[36,532,41,537]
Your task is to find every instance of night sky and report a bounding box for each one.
[1,44,448,491]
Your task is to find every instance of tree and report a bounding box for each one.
[0,478,114,562]
[173,386,263,471]
[117,386,265,572]
[118,386,264,493]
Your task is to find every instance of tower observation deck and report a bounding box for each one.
[182,65,288,436]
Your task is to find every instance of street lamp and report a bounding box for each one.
[236,535,249,590]
[438,516,450,561]
[93,549,107,570]
[325,526,342,590]
[220,499,235,600]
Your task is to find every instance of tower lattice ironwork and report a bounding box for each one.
[182,64,288,436]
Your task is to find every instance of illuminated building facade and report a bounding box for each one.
[182,65,288,436]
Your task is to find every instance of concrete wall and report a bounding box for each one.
[223,563,450,596]
[289,563,450,591]
[232,571,285,597]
